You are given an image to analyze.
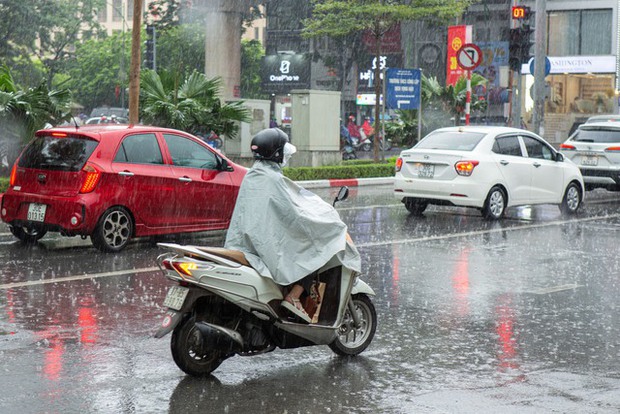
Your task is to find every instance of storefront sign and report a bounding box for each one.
[521,55,616,75]
[261,54,311,93]
[446,25,472,86]
[356,94,383,106]
[357,54,402,93]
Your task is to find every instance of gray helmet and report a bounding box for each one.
[250,128,289,163]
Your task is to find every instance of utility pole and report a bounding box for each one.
[128,0,143,124]
[532,0,547,135]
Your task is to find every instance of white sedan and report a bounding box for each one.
[393,126,584,219]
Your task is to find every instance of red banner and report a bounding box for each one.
[446,25,472,86]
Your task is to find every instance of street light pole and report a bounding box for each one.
[128,0,143,124]
[532,0,547,135]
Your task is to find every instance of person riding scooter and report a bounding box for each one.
[224,128,361,323]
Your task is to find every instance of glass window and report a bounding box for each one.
[415,131,485,151]
[113,0,123,22]
[492,136,522,156]
[19,136,98,171]
[163,134,219,170]
[548,11,580,56]
[581,10,612,55]
[522,136,554,160]
[548,9,612,56]
[97,4,107,22]
[127,0,134,19]
[114,133,163,164]
[572,127,620,143]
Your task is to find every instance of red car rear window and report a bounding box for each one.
[18,135,98,172]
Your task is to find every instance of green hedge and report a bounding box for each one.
[284,159,396,181]
[0,178,7,193]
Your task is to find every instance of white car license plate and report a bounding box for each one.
[163,286,189,310]
[416,163,435,178]
[581,155,598,166]
[27,203,47,222]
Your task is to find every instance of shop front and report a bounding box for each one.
[522,56,617,145]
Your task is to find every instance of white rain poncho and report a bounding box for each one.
[224,160,361,285]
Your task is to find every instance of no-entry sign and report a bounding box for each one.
[457,43,483,71]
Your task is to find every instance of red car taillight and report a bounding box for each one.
[79,163,101,193]
[395,157,403,172]
[605,146,620,152]
[455,160,479,176]
[560,143,576,150]
[9,163,18,187]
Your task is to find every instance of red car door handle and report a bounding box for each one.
[118,171,134,177]
[179,176,192,182]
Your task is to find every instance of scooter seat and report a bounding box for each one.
[195,247,251,267]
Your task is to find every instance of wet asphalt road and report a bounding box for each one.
[1,187,620,413]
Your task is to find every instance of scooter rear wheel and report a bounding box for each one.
[171,315,225,377]
[328,294,376,356]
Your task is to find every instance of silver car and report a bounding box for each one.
[560,122,620,191]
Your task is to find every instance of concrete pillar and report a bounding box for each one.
[198,0,245,100]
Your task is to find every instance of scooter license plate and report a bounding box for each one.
[163,286,189,311]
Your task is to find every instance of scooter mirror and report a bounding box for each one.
[333,186,349,206]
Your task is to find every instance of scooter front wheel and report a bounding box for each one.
[171,315,225,377]
[329,294,376,356]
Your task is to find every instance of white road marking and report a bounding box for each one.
[524,284,583,295]
[0,267,160,290]
[1,212,619,290]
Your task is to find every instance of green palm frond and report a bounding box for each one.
[140,69,249,137]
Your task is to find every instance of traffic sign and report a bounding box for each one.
[456,43,482,70]
[529,57,551,77]
[386,68,421,110]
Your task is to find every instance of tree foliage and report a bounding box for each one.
[241,39,268,99]
[63,32,131,111]
[0,65,71,169]
[303,0,475,161]
[0,0,105,87]
[139,70,250,139]
[424,73,488,125]
[156,25,206,78]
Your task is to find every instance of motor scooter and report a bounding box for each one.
[341,135,358,160]
[351,135,373,152]
[154,187,377,377]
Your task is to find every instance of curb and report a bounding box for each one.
[297,176,394,189]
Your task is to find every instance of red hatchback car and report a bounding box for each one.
[2,125,246,252]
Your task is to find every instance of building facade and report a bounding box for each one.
[519,0,618,143]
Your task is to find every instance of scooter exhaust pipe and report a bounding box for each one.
[193,322,244,353]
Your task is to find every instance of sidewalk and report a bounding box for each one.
[297,176,394,189]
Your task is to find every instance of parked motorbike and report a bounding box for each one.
[341,135,358,160]
[368,134,393,151]
[352,135,373,152]
[154,187,377,377]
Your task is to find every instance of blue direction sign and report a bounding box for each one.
[386,68,421,110]
[529,57,551,77]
